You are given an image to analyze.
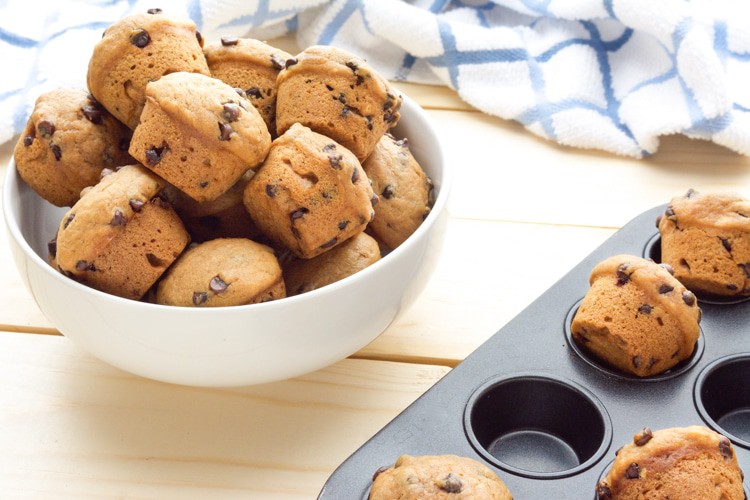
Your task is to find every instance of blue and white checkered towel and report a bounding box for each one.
[1,0,749,158]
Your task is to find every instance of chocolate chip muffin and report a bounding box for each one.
[275,45,402,162]
[164,172,262,243]
[204,37,292,135]
[13,89,133,207]
[129,71,271,202]
[658,189,750,298]
[53,164,189,300]
[597,426,744,499]
[363,134,432,249]
[243,123,375,259]
[283,232,381,295]
[570,254,701,377]
[155,238,286,307]
[87,9,209,130]
[370,454,512,500]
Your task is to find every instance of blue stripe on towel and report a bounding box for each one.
[0,27,38,48]
[319,0,361,45]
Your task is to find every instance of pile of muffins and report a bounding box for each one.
[13,9,433,306]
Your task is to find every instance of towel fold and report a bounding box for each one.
[1,0,748,158]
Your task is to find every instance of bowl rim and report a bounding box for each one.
[3,94,451,314]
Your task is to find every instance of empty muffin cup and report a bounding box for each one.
[565,300,705,382]
[464,373,611,479]
[695,354,750,449]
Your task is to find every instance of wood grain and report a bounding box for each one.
[0,331,449,498]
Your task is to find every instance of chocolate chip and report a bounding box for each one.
[323,143,337,153]
[328,153,343,169]
[665,206,675,218]
[285,57,298,67]
[638,304,652,314]
[319,237,337,249]
[658,284,674,294]
[682,290,696,306]
[151,194,171,209]
[341,106,350,118]
[265,184,277,198]
[195,31,203,46]
[193,291,208,306]
[616,263,630,286]
[655,214,662,227]
[23,134,33,147]
[625,463,640,479]
[145,144,168,165]
[123,200,144,216]
[647,357,658,369]
[271,55,285,70]
[685,188,696,198]
[351,168,359,183]
[199,181,209,188]
[338,220,349,230]
[147,8,162,14]
[246,87,262,99]
[130,29,150,48]
[381,184,395,199]
[741,263,750,278]
[727,283,739,291]
[615,446,623,456]
[75,260,95,272]
[633,427,654,446]
[118,137,130,151]
[719,436,733,460]
[81,104,103,124]
[291,226,301,239]
[383,100,393,111]
[221,36,239,46]
[47,238,57,258]
[366,115,373,130]
[110,209,127,226]
[371,194,379,207]
[439,473,462,494]
[218,122,233,141]
[290,208,309,222]
[50,144,62,161]
[337,93,347,104]
[345,61,358,72]
[659,263,674,275]
[222,102,241,122]
[325,84,334,91]
[64,213,75,229]
[596,483,612,500]
[209,276,228,293]
[372,465,389,482]
[384,110,397,124]
[721,238,732,253]
[632,356,642,368]
[38,120,55,138]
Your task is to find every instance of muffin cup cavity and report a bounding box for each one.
[565,300,705,382]
[695,354,750,449]
[643,234,750,306]
[464,373,612,479]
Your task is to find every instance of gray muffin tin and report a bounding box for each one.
[318,205,750,499]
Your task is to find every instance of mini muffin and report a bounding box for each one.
[570,255,701,377]
[596,426,744,499]
[87,9,209,129]
[129,72,271,202]
[363,134,432,249]
[658,189,750,297]
[53,165,189,301]
[370,454,512,500]
[13,89,133,207]
[204,37,292,135]
[243,123,375,259]
[164,172,262,243]
[275,45,402,162]
[283,232,381,295]
[155,238,286,307]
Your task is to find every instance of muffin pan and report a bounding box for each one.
[318,205,750,498]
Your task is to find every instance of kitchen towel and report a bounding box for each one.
[1,0,748,158]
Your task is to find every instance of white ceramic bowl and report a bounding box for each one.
[3,95,449,387]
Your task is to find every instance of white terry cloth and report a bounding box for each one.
[1,0,748,158]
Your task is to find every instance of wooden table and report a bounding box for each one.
[1,78,749,497]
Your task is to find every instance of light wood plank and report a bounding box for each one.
[0,331,449,499]
[429,109,750,228]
